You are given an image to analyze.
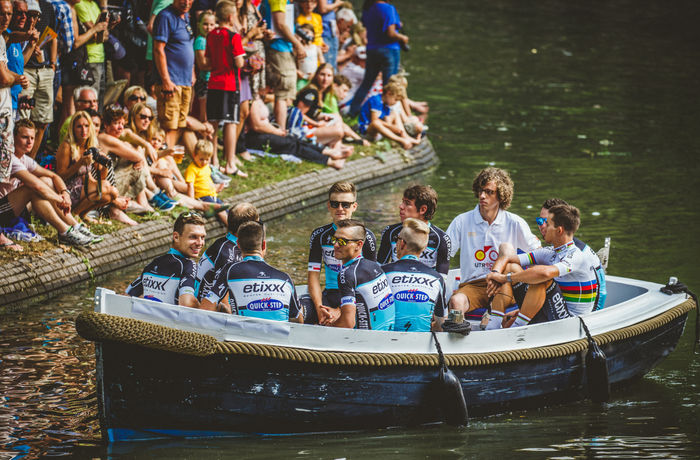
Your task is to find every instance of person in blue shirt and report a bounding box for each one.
[357,80,419,150]
[195,202,260,299]
[348,0,408,116]
[126,211,206,307]
[200,220,303,322]
[322,219,394,331]
[382,218,447,332]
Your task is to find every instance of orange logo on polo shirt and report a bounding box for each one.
[474,246,498,262]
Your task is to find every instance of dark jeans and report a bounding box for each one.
[245,131,329,165]
[349,46,401,116]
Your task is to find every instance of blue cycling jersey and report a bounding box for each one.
[338,256,395,331]
[308,222,377,290]
[126,248,197,305]
[377,222,452,274]
[383,255,447,332]
[195,232,242,299]
[203,256,301,322]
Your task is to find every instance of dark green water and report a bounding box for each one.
[2,0,700,457]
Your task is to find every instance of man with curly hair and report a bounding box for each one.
[446,167,540,315]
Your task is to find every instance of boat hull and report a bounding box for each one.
[97,311,688,442]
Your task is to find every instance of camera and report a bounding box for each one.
[85,147,112,167]
[400,42,410,52]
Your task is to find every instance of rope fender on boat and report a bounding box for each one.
[75,297,697,366]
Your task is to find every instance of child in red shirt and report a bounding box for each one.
[205,1,247,178]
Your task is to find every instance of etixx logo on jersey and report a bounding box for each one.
[394,289,430,303]
[247,298,284,311]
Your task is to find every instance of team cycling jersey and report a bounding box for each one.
[377,222,451,274]
[202,256,301,322]
[308,223,377,290]
[518,240,599,316]
[383,255,447,332]
[338,256,395,331]
[195,232,242,298]
[126,248,197,305]
[573,237,607,310]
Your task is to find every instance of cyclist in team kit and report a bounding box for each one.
[377,185,451,274]
[321,219,395,331]
[126,212,206,307]
[382,218,447,332]
[305,182,377,324]
[200,221,303,322]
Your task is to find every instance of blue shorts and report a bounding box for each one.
[200,196,223,204]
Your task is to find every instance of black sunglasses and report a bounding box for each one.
[186,24,194,39]
[129,95,146,102]
[329,200,354,209]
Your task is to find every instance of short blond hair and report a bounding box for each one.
[215,0,236,23]
[399,218,429,253]
[194,139,214,158]
[383,81,406,100]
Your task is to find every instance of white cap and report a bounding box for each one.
[26,0,41,13]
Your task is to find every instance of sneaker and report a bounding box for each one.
[210,168,231,186]
[149,191,176,211]
[76,223,104,244]
[58,226,93,246]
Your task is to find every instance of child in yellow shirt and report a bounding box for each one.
[185,140,228,225]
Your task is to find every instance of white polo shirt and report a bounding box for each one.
[447,205,540,283]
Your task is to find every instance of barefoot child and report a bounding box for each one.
[356,81,421,150]
[184,140,229,222]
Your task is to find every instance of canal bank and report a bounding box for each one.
[0,140,438,312]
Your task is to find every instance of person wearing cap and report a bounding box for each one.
[244,86,347,169]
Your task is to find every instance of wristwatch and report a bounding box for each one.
[506,272,513,283]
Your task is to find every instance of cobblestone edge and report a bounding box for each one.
[0,140,438,312]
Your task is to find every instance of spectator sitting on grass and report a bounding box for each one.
[356,80,420,150]
[322,74,369,146]
[184,139,230,225]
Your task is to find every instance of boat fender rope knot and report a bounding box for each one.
[579,317,611,403]
[431,332,468,426]
[660,278,699,353]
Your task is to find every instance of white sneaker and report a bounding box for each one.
[76,223,104,243]
[58,226,93,246]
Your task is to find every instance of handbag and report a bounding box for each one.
[243,52,265,75]
[66,22,94,85]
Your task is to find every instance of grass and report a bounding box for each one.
[0,138,400,265]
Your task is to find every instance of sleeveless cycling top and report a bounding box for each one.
[195,232,242,298]
[126,248,197,305]
[518,241,599,316]
[382,255,447,332]
[377,222,451,274]
[202,256,301,322]
[308,222,377,290]
[338,256,395,331]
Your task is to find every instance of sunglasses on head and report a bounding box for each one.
[129,95,146,102]
[180,211,201,219]
[329,200,354,209]
[535,217,547,226]
[186,24,194,39]
[331,236,362,246]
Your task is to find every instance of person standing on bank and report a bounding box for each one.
[126,211,206,307]
[152,0,195,150]
[446,167,540,316]
[200,221,304,323]
[377,184,450,275]
[306,181,377,324]
[348,0,408,117]
[321,219,394,330]
[382,218,447,332]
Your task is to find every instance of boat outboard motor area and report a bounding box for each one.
[431,332,468,426]
[579,317,610,403]
[660,276,699,353]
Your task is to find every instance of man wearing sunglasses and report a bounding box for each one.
[195,202,259,299]
[377,184,451,275]
[446,167,540,317]
[200,221,303,322]
[126,211,206,307]
[306,181,377,324]
[382,218,447,332]
[320,219,394,330]
[537,198,606,311]
[484,203,598,329]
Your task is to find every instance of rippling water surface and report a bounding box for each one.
[2,0,700,457]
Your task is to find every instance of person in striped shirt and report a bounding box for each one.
[484,203,598,329]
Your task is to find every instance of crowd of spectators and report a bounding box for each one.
[0,0,428,251]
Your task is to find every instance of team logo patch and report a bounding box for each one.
[394,290,429,303]
[247,298,284,311]
[474,245,498,261]
[377,293,394,310]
